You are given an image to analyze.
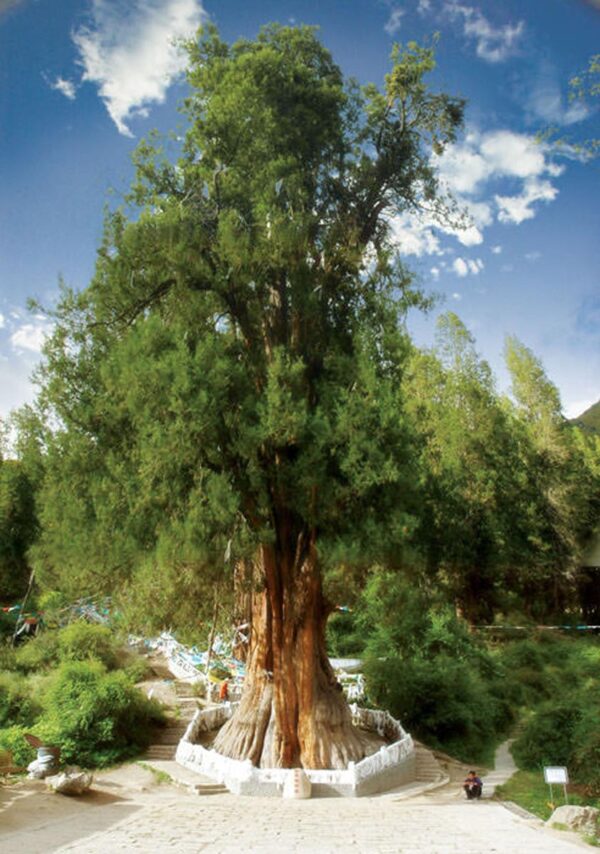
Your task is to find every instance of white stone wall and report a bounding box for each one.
[176,703,415,797]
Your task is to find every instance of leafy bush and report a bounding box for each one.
[35,660,163,767]
[120,653,151,683]
[512,680,600,794]
[0,725,37,767]
[0,642,17,671]
[326,611,363,657]
[499,639,545,671]
[36,590,69,628]
[15,623,119,673]
[57,623,118,669]
[572,704,600,795]
[365,653,509,763]
[0,671,40,728]
[15,631,60,672]
[512,702,579,768]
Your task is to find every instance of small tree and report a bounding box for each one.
[34,25,463,769]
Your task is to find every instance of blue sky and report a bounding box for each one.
[0,0,598,421]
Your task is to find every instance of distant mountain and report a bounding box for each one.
[570,400,600,434]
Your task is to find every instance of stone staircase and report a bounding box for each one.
[142,679,199,762]
[414,743,447,785]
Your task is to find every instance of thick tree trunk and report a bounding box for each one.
[213,537,366,769]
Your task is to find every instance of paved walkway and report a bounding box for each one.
[0,758,588,854]
[46,795,592,853]
[481,739,516,797]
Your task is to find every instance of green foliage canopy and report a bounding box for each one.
[31,26,465,617]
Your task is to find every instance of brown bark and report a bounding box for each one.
[213,537,366,770]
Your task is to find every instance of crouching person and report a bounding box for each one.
[463,770,483,799]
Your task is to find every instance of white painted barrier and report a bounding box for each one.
[176,703,415,797]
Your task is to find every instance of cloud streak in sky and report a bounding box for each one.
[384,7,404,35]
[73,0,206,136]
[49,76,77,100]
[444,2,524,63]
[390,128,563,257]
[10,318,53,354]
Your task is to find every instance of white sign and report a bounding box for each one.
[544,766,569,784]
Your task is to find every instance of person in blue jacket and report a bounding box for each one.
[463,770,483,799]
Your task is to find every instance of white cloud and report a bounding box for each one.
[452,257,468,277]
[384,7,404,35]
[389,126,563,259]
[388,212,443,257]
[436,143,489,194]
[479,131,546,178]
[525,250,541,262]
[528,68,590,127]
[496,177,558,225]
[0,312,5,329]
[452,257,483,277]
[73,0,206,137]
[430,266,440,280]
[491,245,502,254]
[436,129,563,234]
[10,320,53,353]
[452,292,462,301]
[445,2,524,63]
[436,130,551,194]
[50,76,77,100]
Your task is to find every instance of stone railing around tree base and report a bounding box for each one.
[175,702,415,797]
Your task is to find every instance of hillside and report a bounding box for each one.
[570,399,600,434]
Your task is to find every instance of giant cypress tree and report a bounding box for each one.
[35,26,463,769]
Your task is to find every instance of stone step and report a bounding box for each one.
[141,759,228,795]
[150,732,187,746]
[174,681,202,697]
[414,746,444,783]
[144,746,177,760]
[193,783,228,796]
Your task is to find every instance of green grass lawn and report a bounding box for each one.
[496,770,600,822]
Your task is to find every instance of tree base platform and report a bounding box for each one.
[175,703,416,797]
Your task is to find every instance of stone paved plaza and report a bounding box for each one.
[0,772,587,854]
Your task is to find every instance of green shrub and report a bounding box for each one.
[0,642,17,672]
[365,653,509,763]
[512,702,579,769]
[121,654,151,683]
[571,690,600,795]
[0,671,40,728]
[512,682,600,787]
[499,639,545,671]
[326,611,363,657]
[36,660,163,767]
[0,725,37,767]
[15,631,60,672]
[36,590,69,628]
[57,623,118,669]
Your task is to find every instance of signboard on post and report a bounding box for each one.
[544,767,569,785]
[544,766,569,806]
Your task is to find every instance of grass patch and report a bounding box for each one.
[136,761,173,785]
[496,770,600,822]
